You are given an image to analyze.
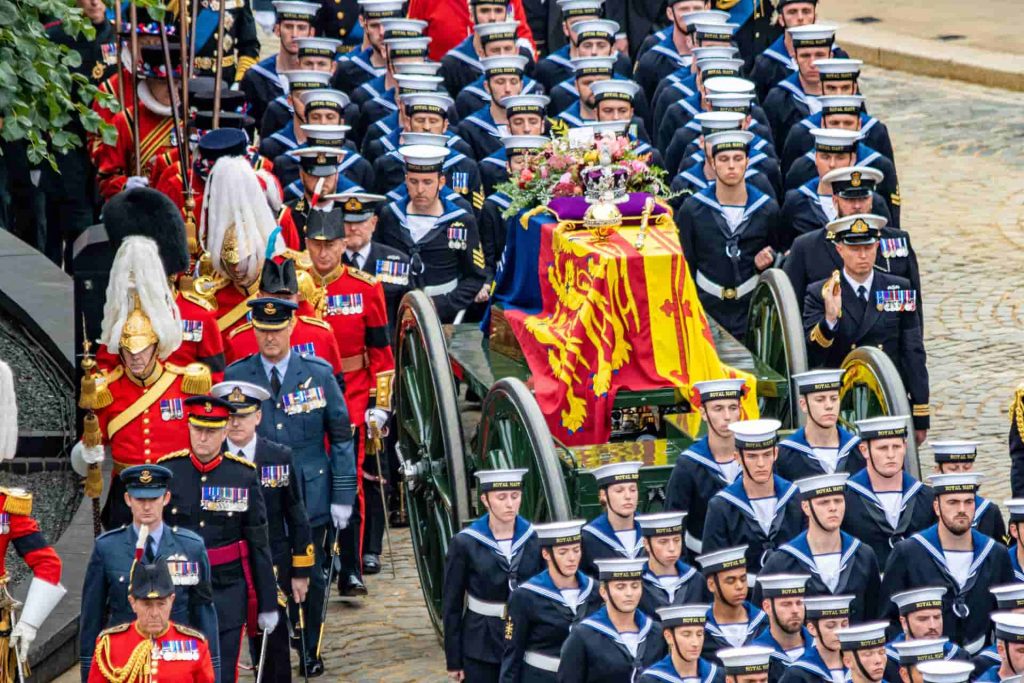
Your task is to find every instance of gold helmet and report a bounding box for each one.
[119,294,160,354]
[220,224,242,267]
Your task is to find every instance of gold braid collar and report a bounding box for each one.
[94,635,152,683]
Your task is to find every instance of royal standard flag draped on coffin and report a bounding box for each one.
[489,194,759,446]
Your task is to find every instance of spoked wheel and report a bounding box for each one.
[476,378,572,523]
[839,346,920,478]
[394,291,469,639]
[744,269,809,428]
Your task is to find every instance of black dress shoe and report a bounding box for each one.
[299,656,325,677]
[362,553,381,575]
[338,572,368,597]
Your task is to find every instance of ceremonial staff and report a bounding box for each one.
[211,0,228,127]
[128,0,142,177]
[164,12,198,256]
[157,18,193,243]
[78,316,108,538]
[367,418,396,579]
[114,1,125,111]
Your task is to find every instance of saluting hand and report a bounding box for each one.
[824,276,843,326]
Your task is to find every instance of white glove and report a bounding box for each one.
[125,175,149,190]
[70,441,105,477]
[331,503,353,530]
[257,610,279,634]
[364,407,389,430]
[9,622,35,662]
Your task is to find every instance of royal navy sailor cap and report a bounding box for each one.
[836,622,889,651]
[379,17,428,39]
[855,415,908,440]
[706,130,753,156]
[393,73,445,93]
[475,21,520,44]
[658,604,710,628]
[481,55,529,77]
[296,37,342,59]
[788,23,837,49]
[357,0,405,18]
[681,9,730,28]
[398,144,449,173]
[931,440,978,463]
[803,594,855,618]
[556,0,604,18]
[917,661,975,683]
[890,638,950,666]
[989,611,1024,642]
[636,512,686,537]
[272,1,319,21]
[590,79,640,102]
[795,473,849,499]
[582,119,630,137]
[691,21,739,42]
[891,586,947,615]
[475,468,528,492]
[398,132,449,148]
[697,57,744,78]
[814,58,863,81]
[300,124,351,147]
[691,45,740,61]
[595,558,646,581]
[819,95,864,116]
[717,646,773,675]
[704,76,756,95]
[534,520,586,546]
[927,473,983,495]
[758,573,810,597]
[792,369,845,394]
[706,92,755,113]
[729,418,781,450]
[501,94,550,116]
[697,545,748,574]
[693,378,746,402]
[572,56,616,76]
[298,88,351,112]
[695,111,745,134]
[280,70,330,92]
[572,19,618,41]
[590,461,642,487]
[383,36,432,58]
[811,127,861,153]
[401,92,454,116]
[393,61,443,76]
[992,584,1024,610]
[1007,499,1024,522]
[502,135,549,156]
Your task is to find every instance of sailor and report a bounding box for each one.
[750,574,815,680]
[271,96,372,191]
[158,396,279,683]
[330,0,403,94]
[80,465,219,681]
[890,638,965,683]
[716,646,775,683]
[240,1,319,127]
[803,218,930,439]
[591,79,658,154]
[276,145,356,249]
[971,585,1024,677]
[748,0,842,101]
[638,604,723,683]
[777,594,854,683]
[1005,500,1024,581]
[456,49,544,122]
[975,614,1024,682]
[776,370,864,480]
[438,18,520,98]
[882,473,1015,656]
[637,512,710,616]
[551,56,615,125]
[500,520,599,681]
[916,660,976,683]
[443,469,541,682]
[841,416,934,568]
[665,378,748,561]
[885,587,968,683]
[257,70,331,158]
[702,419,804,580]
[762,23,836,151]
[759,473,882,623]
[359,66,449,148]
[581,462,646,577]
[653,41,739,140]
[534,11,631,94]
[458,55,532,159]
[930,441,1007,542]
[834,622,890,683]
[212,380,315,682]
[696,546,768,659]
[478,94,548,193]
[557,558,667,682]
[633,0,703,104]
[355,36,434,147]
[675,130,782,339]
[277,125,374,205]
[374,144,487,322]
[254,39,350,137]
[87,560,215,683]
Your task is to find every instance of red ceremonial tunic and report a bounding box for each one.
[89,621,214,683]
[0,490,62,584]
[94,101,176,199]
[211,281,261,345]
[225,316,345,375]
[407,0,536,60]
[154,166,205,244]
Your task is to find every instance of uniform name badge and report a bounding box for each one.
[0,513,9,535]
[875,289,917,312]
[325,294,363,316]
[282,386,327,415]
[261,464,290,488]
[160,398,184,421]
[879,237,909,259]
[167,560,200,586]
[447,226,468,250]
[292,342,316,357]
[200,486,249,512]
[451,171,469,195]
[156,639,200,661]
[181,319,204,342]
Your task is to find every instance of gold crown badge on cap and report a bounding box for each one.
[140,470,153,484]
[344,197,363,211]
[851,218,869,234]
[850,171,862,187]
[204,401,213,413]
[316,152,327,164]
[264,302,278,315]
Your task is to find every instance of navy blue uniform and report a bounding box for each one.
[778,646,843,683]
[775,426,864,481]
[778,179,892,247]
[533,46,632,93]
[667,126,778,179]
[703,602,769,662]
[781,112,894,177]
[634,34,690,106]
[884,633,966,683]
[580,514,646,579]
[454,75,543,121]
[239,55,284,129]
[557,607,666,683]
[784,145,900,225]
[638,559,711,617]
[751,626,815,682]
[974,495,1007,542]
[842,469,935,568]
[639,656,724,683]
[749,37,848,103]
[331,46,385,94]
[762,74,819,157]
[664,438,740,561]
[372,147,483,211]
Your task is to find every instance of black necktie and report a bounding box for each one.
[344,252,357,268]
[145,535,156,563]
[237,449,246,459]
[857,285,868,302]
[271,367,282,396]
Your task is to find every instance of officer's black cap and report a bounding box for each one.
[139,44,182,71]
[104,188,189,276]
[192,111,256,136]
[129,560,175,600]
[247,297,298,331]
[120,464,173,499]
[183,395,234,427]
[197,128,248,162]
[305,206,346,241]
[260,258,299,295]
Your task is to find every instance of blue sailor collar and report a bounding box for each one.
[460,513,536,557]
[580,605,654,647]
[557,101,591,127]
[780,530,862,578]
[482,147,507,168]
[678,161,710,191]
[464,105,502,137]
[778,426,861,463]
[370,86,399,112]
[553,77,580,98]
[249,55,283,90]
[650,32,692,69]
[347,48,385,78]
[754,624,814,662]
[791,644,841,681]
[973,495,991,526]
[762,35,795,69]
[705,601,767,639]
[672,92,703,119]
[846,469,924,511]
[488,191,512,210]
[358,74,386,100]
[448,35,482,71]
[270,121,299,149]
[911,524,996,585]
[464,75,539,103]
[799,110,876,134]
[1011,545,1024,582]
[522,569,595,610]
[682,437,736,484]
[692,182,772,222]
[885,632,962,662]
[643,655,720,683]
[389,192,470,228]
[546,44,572,69]
[797,177,823,201]
[713,474,799,520]
[777,72,816,107]
[583,512,645,558]
[799,142,881,169]
[642,560,698,592]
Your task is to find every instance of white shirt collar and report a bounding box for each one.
[843,269,873,295]
[345,242,373,267]
[226,436,258,462]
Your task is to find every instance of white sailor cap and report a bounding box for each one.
[300,124,351,146]
[379,17,428,38]
[697,57,744,78]
[836,622,889,651]
[696,545,748,574]
[357,0,405,18]
[814,58,863,81]
[691,46,740,61]
[706,92,755,113]
[681,9,730,28]
[272,1,319,21]
[636,511,686,537]
[658,604,710,628]
[401,92,454,116]
[393,60,443,76]
[397,144,449,173]
[474,468,528,492]
[916,661,975,683]
[695,111,745,133]
[691,21,738,42]
[534,520,586,546]
[717,646,774,675]
[582,119,629,137]
[393,74,444,93]
[482,55,529,76]
[792,369,845,394]
[573,19,619,43]
[326,191,387,222]
[927,473,983,496]
[891,586,946,615]
[501,94,550,116]
[993,613,1024,643]
[703,76,756,95]
[556,0,604,17]
[590,79,640,102]
[855,415,909,440]
[931,440,978,464]
[398,132,447,148]
[298,88,350,111]
[292,146,345,176]
[822,165,883,198]
[475,20,520,44]
[693,378,746,403]
[819,95,864,116]
[502,135,549,156]
[211,381,272,411]
[296,37,342,58]
[804,594,855,618]
[787,23,838,49]
[757,573,810,597]
[572,56,616,76]
[1007,499,1024,522]
[705,130,753,156]
[590,461,641,487]
[795,473,849,499]
[729,418,781,450]
[991,584,1024,610]
[384,36,432,57]
[890,638,951,666]
[280,70,331,92]
[594,558,646,581]
[810,127,861,152]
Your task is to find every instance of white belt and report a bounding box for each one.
[466,594,506,618]
[685,531,703,554]
[964,635,986,655]
[524,651,560,672]
[695,271,758,301]
[422,279,458,296]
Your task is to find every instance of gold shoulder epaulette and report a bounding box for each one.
[174,623,207,641]
[223,452,256,469]
[347,267,377,285]
[180,289,216,312]
[157,449,191,463]
[227,322,254,339]
[166,362,213,395]
[0,488,32,516]
[299,315,330,330]
[98,622,131,637]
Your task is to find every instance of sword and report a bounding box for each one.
[316,527,341,659]
[254,626,270,683]
[367,418,396,579]
[297,604,310,683]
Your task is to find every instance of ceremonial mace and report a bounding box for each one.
[79,316,109,538]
